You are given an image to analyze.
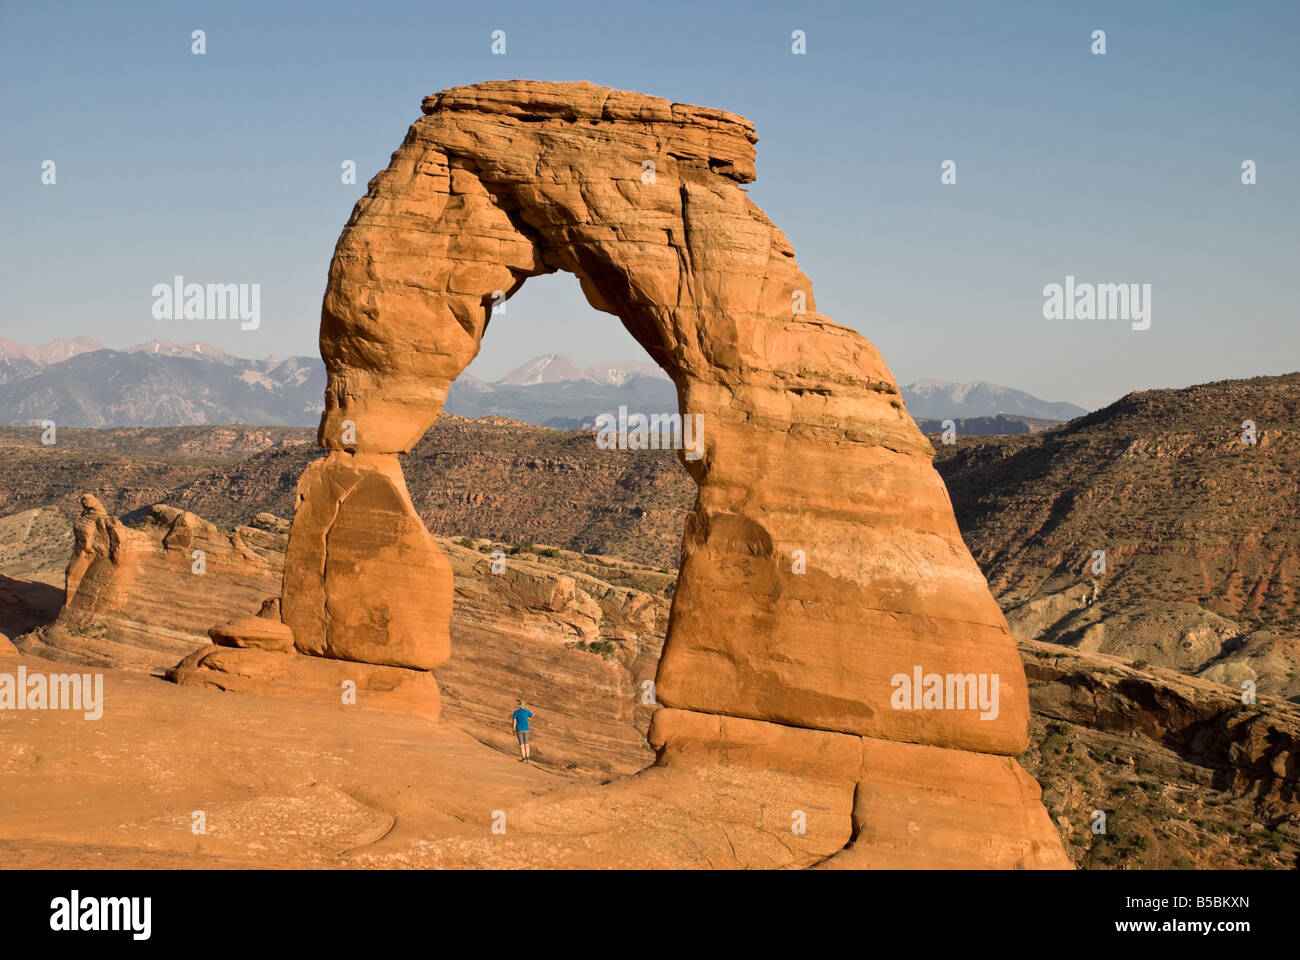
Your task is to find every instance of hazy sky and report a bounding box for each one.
[3,0,1296,410]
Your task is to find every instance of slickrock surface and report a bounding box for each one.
[270,79,1059,865]
[9,499,672,776]
[18,500,280,673]
[437,538,666,776]
[821,736,1074,868]
[168,645,441,721]
[0,654,851,869]
[207,614,295,652]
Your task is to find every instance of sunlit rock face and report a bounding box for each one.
[281,79,1068,868]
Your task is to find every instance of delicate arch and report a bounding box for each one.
[285,80,1030,759]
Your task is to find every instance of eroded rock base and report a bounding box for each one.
[653,707,1072,869]
[168,646,441,721]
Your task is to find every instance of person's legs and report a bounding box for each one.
[517,730,526,760]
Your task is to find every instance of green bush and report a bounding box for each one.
[574,638,619,659]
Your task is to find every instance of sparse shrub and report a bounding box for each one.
[573,638,619,659]
[1040,725,1070,756]
[539,547,559,558]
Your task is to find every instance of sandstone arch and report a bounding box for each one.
[282,80,1069,866]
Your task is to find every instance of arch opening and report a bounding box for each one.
[287,79,1032,758]
[406,271,696,776]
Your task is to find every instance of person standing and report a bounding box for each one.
[511,699,534,763]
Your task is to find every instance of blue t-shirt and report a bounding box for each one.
[512,708,533,731]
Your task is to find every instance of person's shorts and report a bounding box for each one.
[516,729,530,745]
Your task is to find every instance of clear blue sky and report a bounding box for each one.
[3,0,1296,409]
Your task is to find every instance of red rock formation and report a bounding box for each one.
[20,500,280,672]
[208,615,295,652]
[168,645,441,721]
[278,79,1064,866]
[283,453,451,670]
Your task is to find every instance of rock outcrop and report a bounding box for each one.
[278,79,1066,866]
[168,644,442,721]
[283,452,452,670]
[1019,638,1300,867]
[207,615,295,652]
[18,500,281,672]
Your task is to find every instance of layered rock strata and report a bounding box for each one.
[278,79,1066,866]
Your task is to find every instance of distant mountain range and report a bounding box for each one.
[492,353,669,388]
[901,379,1088,421]
[448,360,1089,429]
[0,340,1089,430]
[444,353,676,428]
[0,338,324,427]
